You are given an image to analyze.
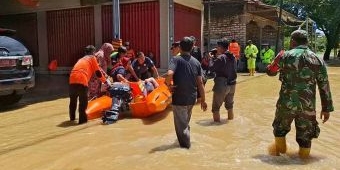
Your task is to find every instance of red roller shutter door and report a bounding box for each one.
[174,3,201,47]
[47,7,95,67]
[102,1,160,67]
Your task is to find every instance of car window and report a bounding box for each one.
[0,36,29,56]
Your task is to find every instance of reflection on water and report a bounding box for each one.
[196,119,228,126]
[149,142,179,153]
[253,153,326,165]
[0,68,339,170]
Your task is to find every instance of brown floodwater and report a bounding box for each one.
[0,67,339,170]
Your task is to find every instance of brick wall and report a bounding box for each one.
[205,16,245,40]
[203,2,281,53]
[262,25,276,48]
[204,14,246,52]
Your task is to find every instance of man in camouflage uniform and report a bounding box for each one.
[266,29,334,158]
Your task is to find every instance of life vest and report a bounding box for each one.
[228,42,240,59]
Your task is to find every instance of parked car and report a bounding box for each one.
[0,28,35,106]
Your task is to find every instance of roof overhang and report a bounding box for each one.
[202,0,246,4]
[203,0,302,26]
[17,0,39,7]
[247,4,303,26]
[175,0,203,10]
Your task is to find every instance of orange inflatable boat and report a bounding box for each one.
[86,78,171,120]
[86,95,112,120]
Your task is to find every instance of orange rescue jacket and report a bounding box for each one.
[228,42,240,60]
[69,55,106,86]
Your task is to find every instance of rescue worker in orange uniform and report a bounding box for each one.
[228,39,241,69]
[69,48,108,124]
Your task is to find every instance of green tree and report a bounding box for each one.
[296,0,340,60]
[315,34,327,52]
[263,0,340,60]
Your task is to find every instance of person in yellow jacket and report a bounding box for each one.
[261,44,275,64]
[244,40,258,76]
[258,44,275,72]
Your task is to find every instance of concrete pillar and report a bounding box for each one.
[94,5,102,48]
[159,0,173,70]
[36,11,49,74]
[200,4,204,52]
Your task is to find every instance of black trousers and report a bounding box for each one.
[69,84,88,123]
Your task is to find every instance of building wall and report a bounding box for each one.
[246,20,260,47]
[262,25,276,48]
[203,2,246,52]
[0,0,81,15]
[0,13,39,66]
[204,14,246,49]
[0,0,202,72]
[174,3,201,46]
[101,1,160,67]
[203,2,280,54]
[46,7,95,67]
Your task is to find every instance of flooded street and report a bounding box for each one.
[0,67,339,170]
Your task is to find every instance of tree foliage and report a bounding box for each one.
[263,0,340,60]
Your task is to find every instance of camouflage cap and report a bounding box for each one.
[291,29,308,44]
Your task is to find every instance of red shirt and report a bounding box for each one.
[126,49,135,59]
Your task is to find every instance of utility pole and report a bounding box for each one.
[313,22,317,52]
[207,0,211,51]
[169,0,174,45]
[169,0,174,68]
[306,15,308,39]
[275,0,283,54]
[112,0,120,39]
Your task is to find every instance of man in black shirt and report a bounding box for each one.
[209,38,237,122]
[190,36,202,62]
[190,36,206,100]
[131,51,159,80]
[166,37,207,149]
